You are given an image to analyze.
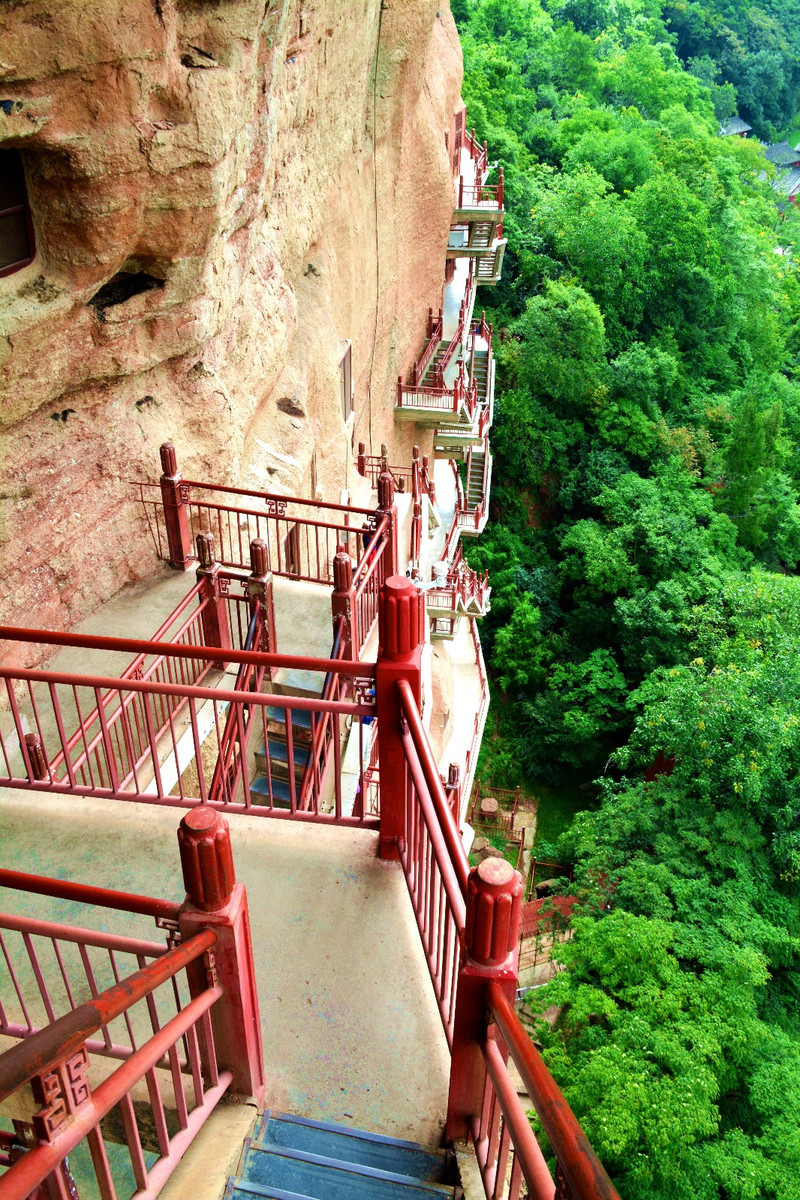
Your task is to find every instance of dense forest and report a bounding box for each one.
[453,0,800,1196]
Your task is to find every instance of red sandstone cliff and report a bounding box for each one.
[0,0,462,637]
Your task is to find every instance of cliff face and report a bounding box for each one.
[0,0,462,637]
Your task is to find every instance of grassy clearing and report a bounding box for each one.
[775,118,800,146]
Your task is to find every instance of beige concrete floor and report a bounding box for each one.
[0,536,478,1151]
[0,789,451,1144]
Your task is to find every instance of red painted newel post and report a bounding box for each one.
[376,467,398,580]
[195,531,231,663]
[376,576,423,860]
[446,858,522,1141]
[158,442,193,569]
[331,545,357,660]
[247,538,277,658]
[178,808,265,1104]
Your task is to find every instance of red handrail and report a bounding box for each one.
[0,625,372,680]
[0,928,216,1104]
[397,678,469,894]
[489,983,622,1200]
[0,869,180,922]
[179,477,375,518]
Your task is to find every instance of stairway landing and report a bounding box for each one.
[227,1112,457,1200]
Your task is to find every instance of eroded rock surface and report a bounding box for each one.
[0,0,462,649]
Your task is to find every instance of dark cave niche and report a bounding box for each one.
[88,271,164,321]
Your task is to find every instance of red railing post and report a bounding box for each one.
[376,576,423,860]
[178,809,265,1104]
[498,166,504,209]
[445,762,461,822]
[331,545,357,660]
[159,442,193,569]
[446,858,523,1141]
[195,532,231,663]
[247,538,277,656]
[357,442,367,478]
[376,468,398,580]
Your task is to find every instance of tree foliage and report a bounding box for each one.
[455,0,800,1193]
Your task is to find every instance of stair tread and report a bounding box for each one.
[253,1114,447,1182]
[266,706,313,729]
[240,1142,453,1200]
[256,741,311,766]
[250,774,295,808]
[226,1180,324,1200]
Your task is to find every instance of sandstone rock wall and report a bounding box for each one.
[0,0,462,649]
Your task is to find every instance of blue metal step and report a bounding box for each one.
[235,1141,454,1200]
[250,773,294,810]
[267,706,314,732]
[253,1113,448,1182]
[255,740,310,780]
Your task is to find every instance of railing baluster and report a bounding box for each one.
[145,1066,171,1156]
[119,1091,149,1190]
[53,939,77,1010]
[87,1123,119,1200]
[168,1041,190,1129]
[22,931,56,1024]
[1,929,33,1030]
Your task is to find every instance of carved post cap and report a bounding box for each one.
[178,808,236,912]
[196,531,215,568]
[378,576,422,660]
[448,762,460,786]
[465,858,523,969]
[24,732,47,782]
[412,444,420,462]
[377,469,395,511]
[160,442,178,477]
[250,538,269,578]
[333,545,353,592]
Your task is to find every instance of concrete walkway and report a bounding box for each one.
[1,564,452,1146]
[0,790,451,1144]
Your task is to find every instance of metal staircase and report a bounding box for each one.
[249,672,321,809]
[226,1112,457,1200]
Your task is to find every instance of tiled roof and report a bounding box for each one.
[764,141,800,166]
[719,116,752,136]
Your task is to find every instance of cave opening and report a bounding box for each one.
[88,271,164,320]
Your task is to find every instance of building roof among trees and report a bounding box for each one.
[764,140,800,166]
[719,116,752,136]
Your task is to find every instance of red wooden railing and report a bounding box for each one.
[0,811,263,1200]
[380,577,617,1200]
[207,602,267,807]
[0,930,227,1200]
[411,307,444,386]
[0,627,377,827]
[457,169,504,212]
[396,361,478,419]
[0,871,180,1061]
[351,513,391,658]
[464,127,488,175]
[357,445,436,509]
[136,464,377,584]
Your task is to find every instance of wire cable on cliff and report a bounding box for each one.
[364,0,388,464]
